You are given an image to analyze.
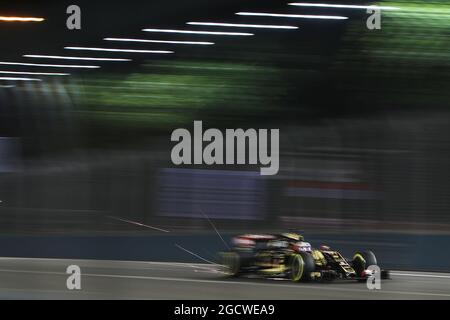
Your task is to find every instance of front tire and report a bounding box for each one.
[352,250,377,277]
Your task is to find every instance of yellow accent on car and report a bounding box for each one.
[261,266,286,273]
[291,254,304,281]
[312,250,327,265]
[353,253,366,265]
[282,233,301,241]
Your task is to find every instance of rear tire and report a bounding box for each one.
[220,251,241,277]
[288,252,315,282]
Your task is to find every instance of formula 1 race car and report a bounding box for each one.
[220,233,390,282]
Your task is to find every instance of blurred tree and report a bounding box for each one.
[333,0,450,113]
[71,61,285,131]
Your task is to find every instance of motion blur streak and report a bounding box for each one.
[0,62,100,68]
[104,38,214,45]
[235,12,348,20]
[106,216,170,233]
[64,47,173,54]
[0,16,44,22]
[288,3,401,10]
[174,244,217,265]
[0,71,70,76]
[0,77,41,81]
[142,28,254,36]
[186,22,298,29]
[23,55,132,62]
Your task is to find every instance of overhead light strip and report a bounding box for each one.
[0,70,70,76]
[104,38,214,45]
[24,55,131,61]
[288,3,400,10]
[0,62,100,69]
[0,16,44,22]
[187,22,298,29]
[142,28,254,36]
[0,77,42,81]
[236,12,348,20]
[64,47,173,54]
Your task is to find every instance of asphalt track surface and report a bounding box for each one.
[0,258,449,299]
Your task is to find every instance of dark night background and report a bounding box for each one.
[0,0,450,273]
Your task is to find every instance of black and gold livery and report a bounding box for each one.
[220,233,389,282]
